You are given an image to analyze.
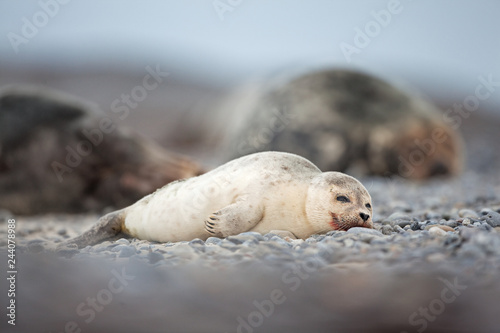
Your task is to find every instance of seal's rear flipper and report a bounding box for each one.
[57,210,125,250]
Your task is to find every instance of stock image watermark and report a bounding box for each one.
[403,276,467,333]
[7,0,71,54]
[236,106,296,156]
[55,267,135,333]
[51,64,169,182]
[234,250,330,333]
[442,74,500,130]
[397,74,499,179]
[6,219,17,326]
[213,0,244,21]
[339,0,407,63]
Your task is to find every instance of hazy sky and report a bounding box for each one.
[1,0,499,109]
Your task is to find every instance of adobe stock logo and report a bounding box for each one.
[402,277,467,333]
[339,0,404,63]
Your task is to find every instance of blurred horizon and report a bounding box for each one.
[0,0,499,116]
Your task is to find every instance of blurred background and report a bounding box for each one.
[1,0,499,162]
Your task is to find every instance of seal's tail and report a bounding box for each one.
[57,209,125,250]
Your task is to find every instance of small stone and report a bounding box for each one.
[227,232,264,244]
[480,208,494,216]
[392,225,405,233]
[346,227,384,237]
[428,226,447,236]
[381,225,393,235]
[189,238,205,246]
[325,230,344,237]
[118,246,136,257]
[482,211,500,227]
[115,238,130,245]
[343,238,355,247]
[383,212,412,227]
[425,225,455,232]
[458,209,479,219]
[462,218,471,226]
[446,220,458,228]
[310,234,326,241]
[410,221,420,231]
[148,251,164,264]
[57,229,67,236]
[205,237,221,245]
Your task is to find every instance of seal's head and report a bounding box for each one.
[306,172,373,233]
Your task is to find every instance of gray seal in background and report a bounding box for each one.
[216,69,464,180]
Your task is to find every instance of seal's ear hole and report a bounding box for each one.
[336,195,350,203]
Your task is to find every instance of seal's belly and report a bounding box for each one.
[124,175,240,242]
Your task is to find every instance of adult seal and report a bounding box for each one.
[62,152,373,247]
[215,69,464,180]
[0,86,202,215]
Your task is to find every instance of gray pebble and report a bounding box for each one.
[310,234,326,241]
[397,220,412,228]
[227,232,264,244]
[205,237,222,245]
[458,209,479,219]
[480,208,495,216]
[118,246,137,257]
[112,244,131,252]
[189,238,205,246]
[446,220,458,228]
[383,212,412,227]
[325,230,344,237]
[347,227,383,237]
[220,239,239,250]
[381,225,393,235]
[269,236,292,247]
[148,251,164,264]
[410,221,420,231]
[57,229,67,236]
[482,211,500,227]
[392,225,405,233]
[428,227,447,237]
[115,238,130,245]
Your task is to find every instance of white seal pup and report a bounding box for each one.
[62,152,373,248]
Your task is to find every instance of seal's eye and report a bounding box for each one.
[336,195,350,203]
[365,203,372,209]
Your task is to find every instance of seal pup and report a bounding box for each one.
[0,86,203,215]
[61,152,373,248]
[216,69,464,180]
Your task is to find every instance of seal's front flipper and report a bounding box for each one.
[57,210,125,250]
[204,201,263,238]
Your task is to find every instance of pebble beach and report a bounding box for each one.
[1,114,500,333]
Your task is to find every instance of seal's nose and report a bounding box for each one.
[359,212,370,222]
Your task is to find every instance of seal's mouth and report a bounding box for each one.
[329,211,373,230]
